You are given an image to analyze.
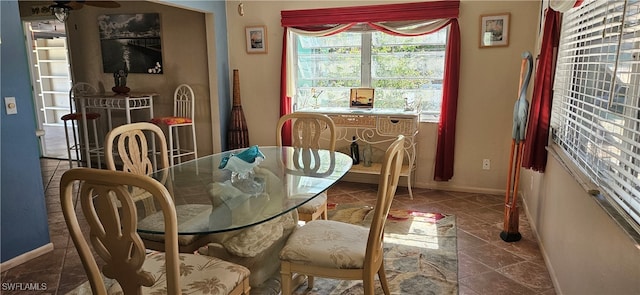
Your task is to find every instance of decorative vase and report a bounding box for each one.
[228,69,249,150]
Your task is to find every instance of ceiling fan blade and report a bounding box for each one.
[77,1,120,8]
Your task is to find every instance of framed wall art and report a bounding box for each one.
[479,13,510,48]
[350,88,375,109]
[98,13,163,74]
[245,26,267,54]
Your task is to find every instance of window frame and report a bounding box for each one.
[291,29,447,122]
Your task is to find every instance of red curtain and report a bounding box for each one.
[521,8,561,172]
[434,20,460,181]
[279,28,292,146]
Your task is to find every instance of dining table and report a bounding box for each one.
[138,146,353,235]
[73,92,156,168]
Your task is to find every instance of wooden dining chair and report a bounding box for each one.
[276,112,336,222]
[279,135,405,295]
[104,122,210,253]
[104,122,168,214]
[59,168,251,295]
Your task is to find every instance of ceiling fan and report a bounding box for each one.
[50,1,120,22]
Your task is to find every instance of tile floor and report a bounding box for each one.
[0,158,556,295]
[41,125,76,160]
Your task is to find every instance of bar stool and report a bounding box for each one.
[150,84,198,166]
[62,82,102,168]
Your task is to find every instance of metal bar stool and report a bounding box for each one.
[150,84,198,166]
[62,82,102,168]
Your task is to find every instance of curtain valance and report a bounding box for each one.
[549,0,584,12]
[281,1,459,27]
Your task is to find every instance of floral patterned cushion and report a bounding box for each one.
[280,220,369,269]
[107,252,250,295]
[137,204,211,246]
[150,116,192,125]
[296,192,327,214]
[224,216,284,257]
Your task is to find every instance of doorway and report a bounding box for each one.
[23,19,74,160]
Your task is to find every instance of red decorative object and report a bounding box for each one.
[522,8,561,172]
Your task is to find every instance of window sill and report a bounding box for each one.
[419,118,439,124]
[547,144,640,247]
[418,113,439,123]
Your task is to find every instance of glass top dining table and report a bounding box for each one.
[139,146,352,235]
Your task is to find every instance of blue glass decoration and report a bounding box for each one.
[218,145,265,193]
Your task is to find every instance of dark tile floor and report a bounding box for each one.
[1,158,556,295]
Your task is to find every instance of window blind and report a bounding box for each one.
[551,0,640,229]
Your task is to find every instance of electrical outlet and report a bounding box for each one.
[482,159,491,170]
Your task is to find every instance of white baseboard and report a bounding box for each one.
[413,180,504,195]
[520,198,562,294]
[1,243,54,271]
[341,174,505,195]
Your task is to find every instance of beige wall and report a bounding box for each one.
[230,3,640,293]
[517,0,640,292]
[22,0,540,192]
[21,1,216,156]
[225,0,540,193]
[521,157,640,294]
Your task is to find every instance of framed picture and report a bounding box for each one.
[97,13,163,74]
[350,88,375,109]
[479,13,510,48]
[245,26,267,54]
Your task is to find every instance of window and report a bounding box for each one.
[551,0,640,229]
[292,28,447,121]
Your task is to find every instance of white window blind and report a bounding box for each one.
[551,0,640,229]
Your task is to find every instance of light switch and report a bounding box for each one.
[4,97,17,115]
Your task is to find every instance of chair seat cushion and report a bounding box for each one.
[280,220,369,269]
[224,215,285,258]
[61,112,100,121]
[107,252,250,294]
[296,192,327,214]
[150,116,192,125]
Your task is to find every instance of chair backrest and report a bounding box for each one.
[60,168,182,295]
[288,147,336,178]
[276,113,336,150]
[104,122,169,175]
[365,135,405,267]
[173,84,195,119]
[69,82,97,113]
